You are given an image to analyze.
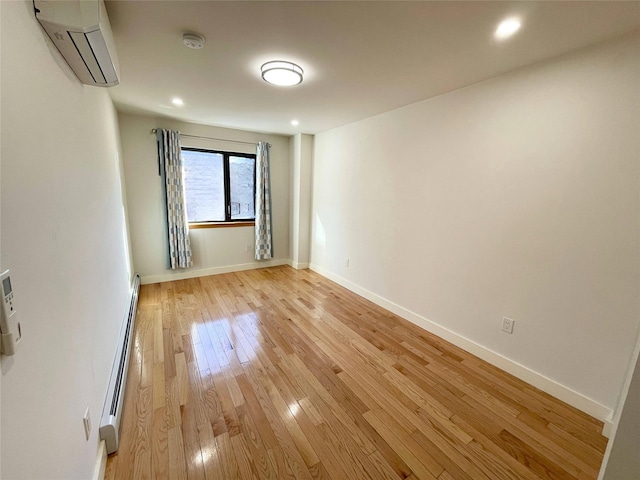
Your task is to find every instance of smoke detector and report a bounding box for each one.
[183,33,205,49]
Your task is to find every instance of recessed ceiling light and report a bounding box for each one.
[291,120,299,126]
[172,97,184,106]
[261,61,304,86]
[495,17,521,40]
[183,33,205,50]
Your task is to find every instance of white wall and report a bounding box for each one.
[1,2,132,479]
[290,134,313,269]
[600,329,640,478]
[118,112,290,284]
[311,35,640,416]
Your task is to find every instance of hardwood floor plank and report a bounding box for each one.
[235,404,279,480]
[198,421,224,480]
[313,419,380,480]
[231,432,260,480]
[107,266,607,480]
[104,452,117,480]
[242,363,316,478]
[152,361,165,410]
[153,318,164,364]
[363,409,441,480]
[151,408,170,479]
[175,352,189,406]
[258,366,320,468]
[180,388,206,480]
[266,447,298,480]
[517,411,603,471]
[285,351,378,455]
[236,373,280,450]
[298,397,324,427]
[217,432,242,480]
[498,429,590,480]
[132,386,153,480]
[450,413,554,480]
[165,375,182,430]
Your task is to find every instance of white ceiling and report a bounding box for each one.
[105,1,640,136]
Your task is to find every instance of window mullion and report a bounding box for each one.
[223,153,231,222]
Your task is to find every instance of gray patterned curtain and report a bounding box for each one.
[156,129,192,269]
[255,142,273,260]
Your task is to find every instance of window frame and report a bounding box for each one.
[181,147,257,228]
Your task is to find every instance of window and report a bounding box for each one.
[181,148,256,225]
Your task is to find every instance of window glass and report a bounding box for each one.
[181,148,256,224]
[229,156,255,220]
[182,150,225,222]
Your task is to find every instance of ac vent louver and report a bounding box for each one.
[35,0,120,87]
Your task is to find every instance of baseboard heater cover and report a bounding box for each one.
[99,274,141,454]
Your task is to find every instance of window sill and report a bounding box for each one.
[189,221,255,229]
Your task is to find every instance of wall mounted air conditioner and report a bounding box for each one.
[34,0,119,87]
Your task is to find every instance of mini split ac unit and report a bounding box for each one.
[34,0,120,87]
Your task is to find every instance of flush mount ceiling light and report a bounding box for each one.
[183,33,205,49]
[495,17,521,40]
[172,97,184,106]
[291,120,299,126]
[261,61,303,86]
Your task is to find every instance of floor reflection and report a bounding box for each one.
[190,315,257,380]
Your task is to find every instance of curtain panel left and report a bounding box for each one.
[156,129,193,269]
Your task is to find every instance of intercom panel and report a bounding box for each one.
[0,270,21,356]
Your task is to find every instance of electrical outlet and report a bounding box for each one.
[501,317,514,334]
[245,245,251,253]
[345,258,350,267]
[83,407,91,441]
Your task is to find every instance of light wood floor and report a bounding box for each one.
[105,266,607,480]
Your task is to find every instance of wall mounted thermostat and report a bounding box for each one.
[0,270,21,356]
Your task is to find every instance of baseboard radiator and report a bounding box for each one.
[99,274,141,454]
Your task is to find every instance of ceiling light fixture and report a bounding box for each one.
[261,61,303,86]
[495,17,521,39]
[172,97,184,106]
[183,33,205,49]
[291,120,299,126]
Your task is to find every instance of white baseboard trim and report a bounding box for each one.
[309,264,612,424]
[291,261,310,270]
[140,259,291,285]
[93,440,107,480]
[602,416,615,438]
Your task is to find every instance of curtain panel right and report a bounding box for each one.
[254,142,273,260]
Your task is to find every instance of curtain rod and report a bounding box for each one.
[151,129,271,148]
